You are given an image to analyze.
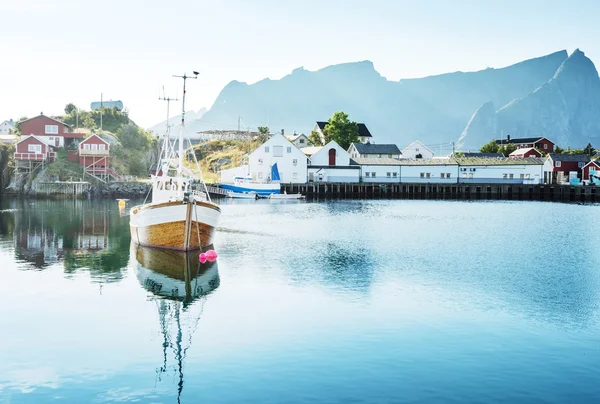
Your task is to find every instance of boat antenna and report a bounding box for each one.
[158,88,179,169]
[172,71,199,176]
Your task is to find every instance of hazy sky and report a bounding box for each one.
[1,0,598,129]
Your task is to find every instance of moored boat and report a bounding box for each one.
[219,163,282,196]
[129,72,220,251]
[227,190,259,199]
[269,192,305,200]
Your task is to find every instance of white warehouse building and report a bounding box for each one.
[248,133,308,183]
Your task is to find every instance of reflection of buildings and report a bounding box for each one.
[15,225,64,268]
[131,244,220,402]
[76,209,109,252]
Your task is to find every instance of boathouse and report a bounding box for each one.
[78,134,120,182]
[396,158,458,183]
[249,133,307,183]
[582,160,600,183]
[308,140,360,182]
[14,135,57,179]
[456,157,544,184]
[353,158,403,182]
[19,114,84,148]
[543,154,590,184]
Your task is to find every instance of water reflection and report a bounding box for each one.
[131,243,220,403]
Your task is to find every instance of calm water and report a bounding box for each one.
[1,197,599,403]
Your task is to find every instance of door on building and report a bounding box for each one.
[329,148,336,165]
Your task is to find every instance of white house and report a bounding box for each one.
[285,134,309,148]
[248,133,307,183]
[308,140,360,182]
[220,165,248,184]
[456,157,544,184]
[348,143,401,159]
[0,119,14,135]
[353,158,403,182]
[401,141,435,159]
[313,121,374,144]
[397,159,459,183]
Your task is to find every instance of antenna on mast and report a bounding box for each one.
[172,71,199,177]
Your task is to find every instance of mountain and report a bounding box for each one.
[458,49,600,150]
[193,51,568,148]
[148,107,207,136]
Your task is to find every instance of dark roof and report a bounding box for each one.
[495,137,554,145]
[548,153,590,162]
[458,152,504,158]
[352,143,401,155]
[316,121,372,138]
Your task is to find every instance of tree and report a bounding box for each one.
[584,143,594,156]
[554,146,564,154]
[64,103,77,115]
[308,130,324,146]
[480,140,499,153]
[498,144,518,156]
[257,126,270,143]
[322,111,359,149]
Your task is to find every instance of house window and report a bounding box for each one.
[556,161,561,167]
[420,173,424,178]
[264,146,269,153]
[468,173,473,179]
[91,144,98,150]
[388,154,392,158]
[543,144,548,150]
[365,172,370,177]
[84,144,91,150]
[386,172,391,178]
[273,146,283,157]
[426,173,431,178]
[416,148,420,152]
[287,147,292,153]
[526,174,530,179]
[49,137,54,141]
[258,172,263,179]
[446,173,451,178]
[520,174,524,179]
[299,139,305,144]
[292,173,298,179]
[393,172,398,177]
[509,174,514,179]
[45,125,58,134]
[462,173,467,178]
[503,173,507,179]
[441,173,445,178]
[28,144,42,153]
[372,172,376,178]
[293,159,298,166]
[258,158,263,164]
[378,154,382,158]
[99,144,106,151]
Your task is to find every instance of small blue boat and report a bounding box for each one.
[219,164,281,196]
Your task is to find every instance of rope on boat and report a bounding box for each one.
[194,202,201,248]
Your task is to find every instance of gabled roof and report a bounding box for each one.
[458,152,504,158]
[285,134,307,142]
[509,147,541,156]
[316,121,372,138]
[401,141,434,155]
[301,146,322,157]
[15,134,48,146]
[20,114,71,128]
[583,160,600,168]
[495,136,554,145]
[351,143,401,155]
[1,119,15,127]
[80,134,109,145]
[352,157,403,166]
[547,153,590,162]
[456,157,545,166]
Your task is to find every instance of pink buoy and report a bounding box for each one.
[199,253,207,263]
[206,250,218,261]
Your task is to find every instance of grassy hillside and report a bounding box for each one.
[190,139,262,183]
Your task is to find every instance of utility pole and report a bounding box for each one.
[451,141,455,155]
[100,93,103,133]
[75,106,79,130]
[238,116,241,134]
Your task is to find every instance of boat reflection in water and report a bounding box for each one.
[131,243,220,402]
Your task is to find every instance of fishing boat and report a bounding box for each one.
[129,72,220,251]
[227,190,258,199]
[219,163,281,196]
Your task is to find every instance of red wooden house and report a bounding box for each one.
[14,135,56,162]
[20,114,84,148]
[509,147,542,158]
[78,134,120,182]
[582,160,600,182]
[496,136,555,153]
[543,153,590,184]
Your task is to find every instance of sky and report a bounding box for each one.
[1,0,599,129]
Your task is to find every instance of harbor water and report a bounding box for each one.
[0,198,599,403]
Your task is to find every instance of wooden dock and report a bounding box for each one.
[280,182,600,203]
[37,181,91,197]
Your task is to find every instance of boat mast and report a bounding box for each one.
[158,88,178,169]
[173,72,199,177]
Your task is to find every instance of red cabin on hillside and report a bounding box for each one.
[20,114,84,148]
[496,136,555,153]
[14,135,56,162]
[78,134,120,182]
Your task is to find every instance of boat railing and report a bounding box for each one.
[192,190,208,202]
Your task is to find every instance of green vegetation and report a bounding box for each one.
[59,105,131,133]
[191,138,264,183]
[308,130,324,146]
[480,140,518,156]
[45,149,83,181]
[322,111,359,149]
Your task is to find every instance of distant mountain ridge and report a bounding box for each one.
[149,108,207,136]
[157,49,598,150]
[458,49,600,150]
